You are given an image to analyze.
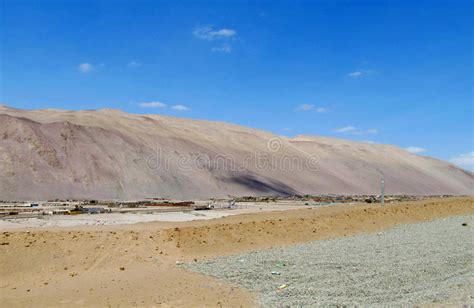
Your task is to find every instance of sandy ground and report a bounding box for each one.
[1,197,473,307]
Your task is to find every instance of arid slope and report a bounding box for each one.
[0,105,472,199]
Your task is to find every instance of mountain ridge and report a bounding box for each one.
[0,105,472,200]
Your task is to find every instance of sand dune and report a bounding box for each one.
[0,105,472,200]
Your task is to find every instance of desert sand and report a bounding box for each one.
[1,105,472,200]
[1,197,473,307]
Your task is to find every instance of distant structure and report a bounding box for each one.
[381,178,385,206]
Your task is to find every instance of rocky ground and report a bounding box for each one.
[186,215,474,306]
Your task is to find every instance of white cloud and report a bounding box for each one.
[405,146,426,154]
[128,61,142,68]
[139,101,190,111]
[348,71,363,78]
[171,104,189,111]
[333,126,377,135]
[296,104,328,113]
[211,44,232,53]
[297,104,314,111]
[139,101,167,108]
[348,70,373,78]
[213,29,236,37]
[449,151,474,170]
[333,126,356,133]
[78,63,93,73]
[193,26,237,40]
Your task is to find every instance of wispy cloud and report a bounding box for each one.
[348,71,363,78]
[333,126,377,135]
[365,128,378,134]
[348,70,373,78]
[333,126,356,133]
[211,44,232,53]
[296,104,328,113]
[315,107,328,113]
[296,104,314,111]
[139,101,167,108]
[78,63,93,73]
[449,151,474,171]
[139,101,190,111]
[194,25,237,53]
[128,61,142,68]
[193,26,237,40]
[171,104,189,111]
[405,146,426,154]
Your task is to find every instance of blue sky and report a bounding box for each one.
[1,0,473,170]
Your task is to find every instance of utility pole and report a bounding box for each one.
[381,178,385,206]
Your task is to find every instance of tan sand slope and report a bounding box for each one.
[1,197,473,307]
[0,105,472,199]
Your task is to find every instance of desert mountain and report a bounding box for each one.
[0,105,472,200]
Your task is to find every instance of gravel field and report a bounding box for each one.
[185,215,474,306]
